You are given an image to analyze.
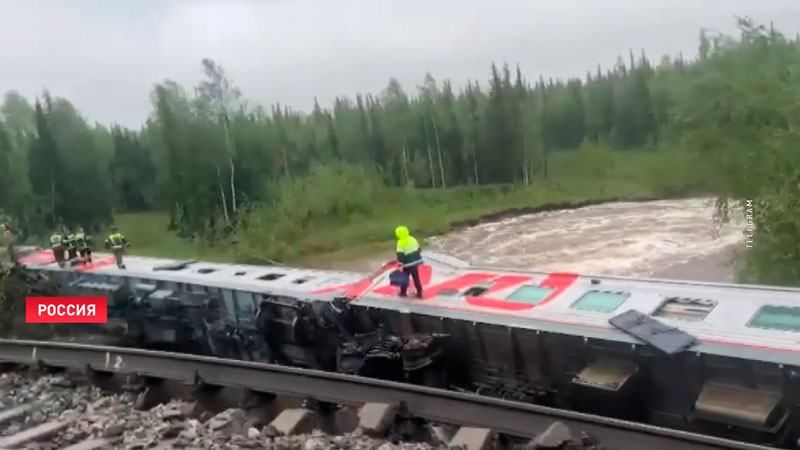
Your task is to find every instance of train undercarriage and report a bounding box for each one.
[6,265,800,449]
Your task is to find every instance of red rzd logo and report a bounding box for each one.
[26,297,107,323]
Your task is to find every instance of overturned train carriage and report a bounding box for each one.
[12,247,800,448]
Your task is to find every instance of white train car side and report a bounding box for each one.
[14,247,800,447]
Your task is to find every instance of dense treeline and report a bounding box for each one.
[678,20,800,286]
[0,18,798,284]
[0,46,671,238]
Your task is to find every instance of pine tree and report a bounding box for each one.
[0,120,11,210]
[29,96,62,225]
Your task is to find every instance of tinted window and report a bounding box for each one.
[188,284,207,293]
[234,291,257,322]
[463,284,492,296]
[749,305,800,332]
[220,289,236,321]
[258,273,284,281]
[505,285,555,304]
[572,291,629,313]
[652,297,717,322]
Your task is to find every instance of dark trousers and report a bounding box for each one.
[400,264,423,297]
[112,246,125,268]
[79,247,92,262]
[52,245,65,264]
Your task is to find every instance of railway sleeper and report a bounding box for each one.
[0,362,761,450]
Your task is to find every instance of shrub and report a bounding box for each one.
[237,163,385,260]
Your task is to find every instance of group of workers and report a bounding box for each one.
[49,226,129,269]
[35,222,419,294]
[49,227,94,268]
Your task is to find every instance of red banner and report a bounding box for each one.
[25,297,108,323]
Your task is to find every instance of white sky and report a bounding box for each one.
[2,0,800,129]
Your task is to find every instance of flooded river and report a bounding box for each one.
[312,197,748,283]
[426,197,746,282]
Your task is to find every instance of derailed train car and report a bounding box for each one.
[13,247,800,448]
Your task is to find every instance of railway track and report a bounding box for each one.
[0,339,782,450]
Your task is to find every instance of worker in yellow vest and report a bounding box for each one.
[105,226,129,269]
[49,231,66,268]
[394,226,423,298]
[73,227,93,264]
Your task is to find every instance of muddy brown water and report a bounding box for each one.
[335,197,747,283]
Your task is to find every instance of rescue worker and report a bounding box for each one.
[105,226,128,269]
[65,228,77,261]
[394,226,423,298]
[49,230,66,268]
[73,227,93,264]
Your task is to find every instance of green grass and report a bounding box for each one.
[112,212,235,263]
[109,145,711,269]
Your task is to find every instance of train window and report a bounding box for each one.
[235,271,247,276]
[221,289,236,321]
[462,283,492,296]
[293,276,314,284]
[188,284,207,293]
[652,297,717,322]
[234,291,257,322]
[572,291,629,313]
[505,285,555,304]
[257,273,284,281]
[197,268,217,274]
[748,305,800,332]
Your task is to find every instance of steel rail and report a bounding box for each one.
[0,339,776,450]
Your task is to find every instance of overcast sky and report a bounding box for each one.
[2,0,800,129]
